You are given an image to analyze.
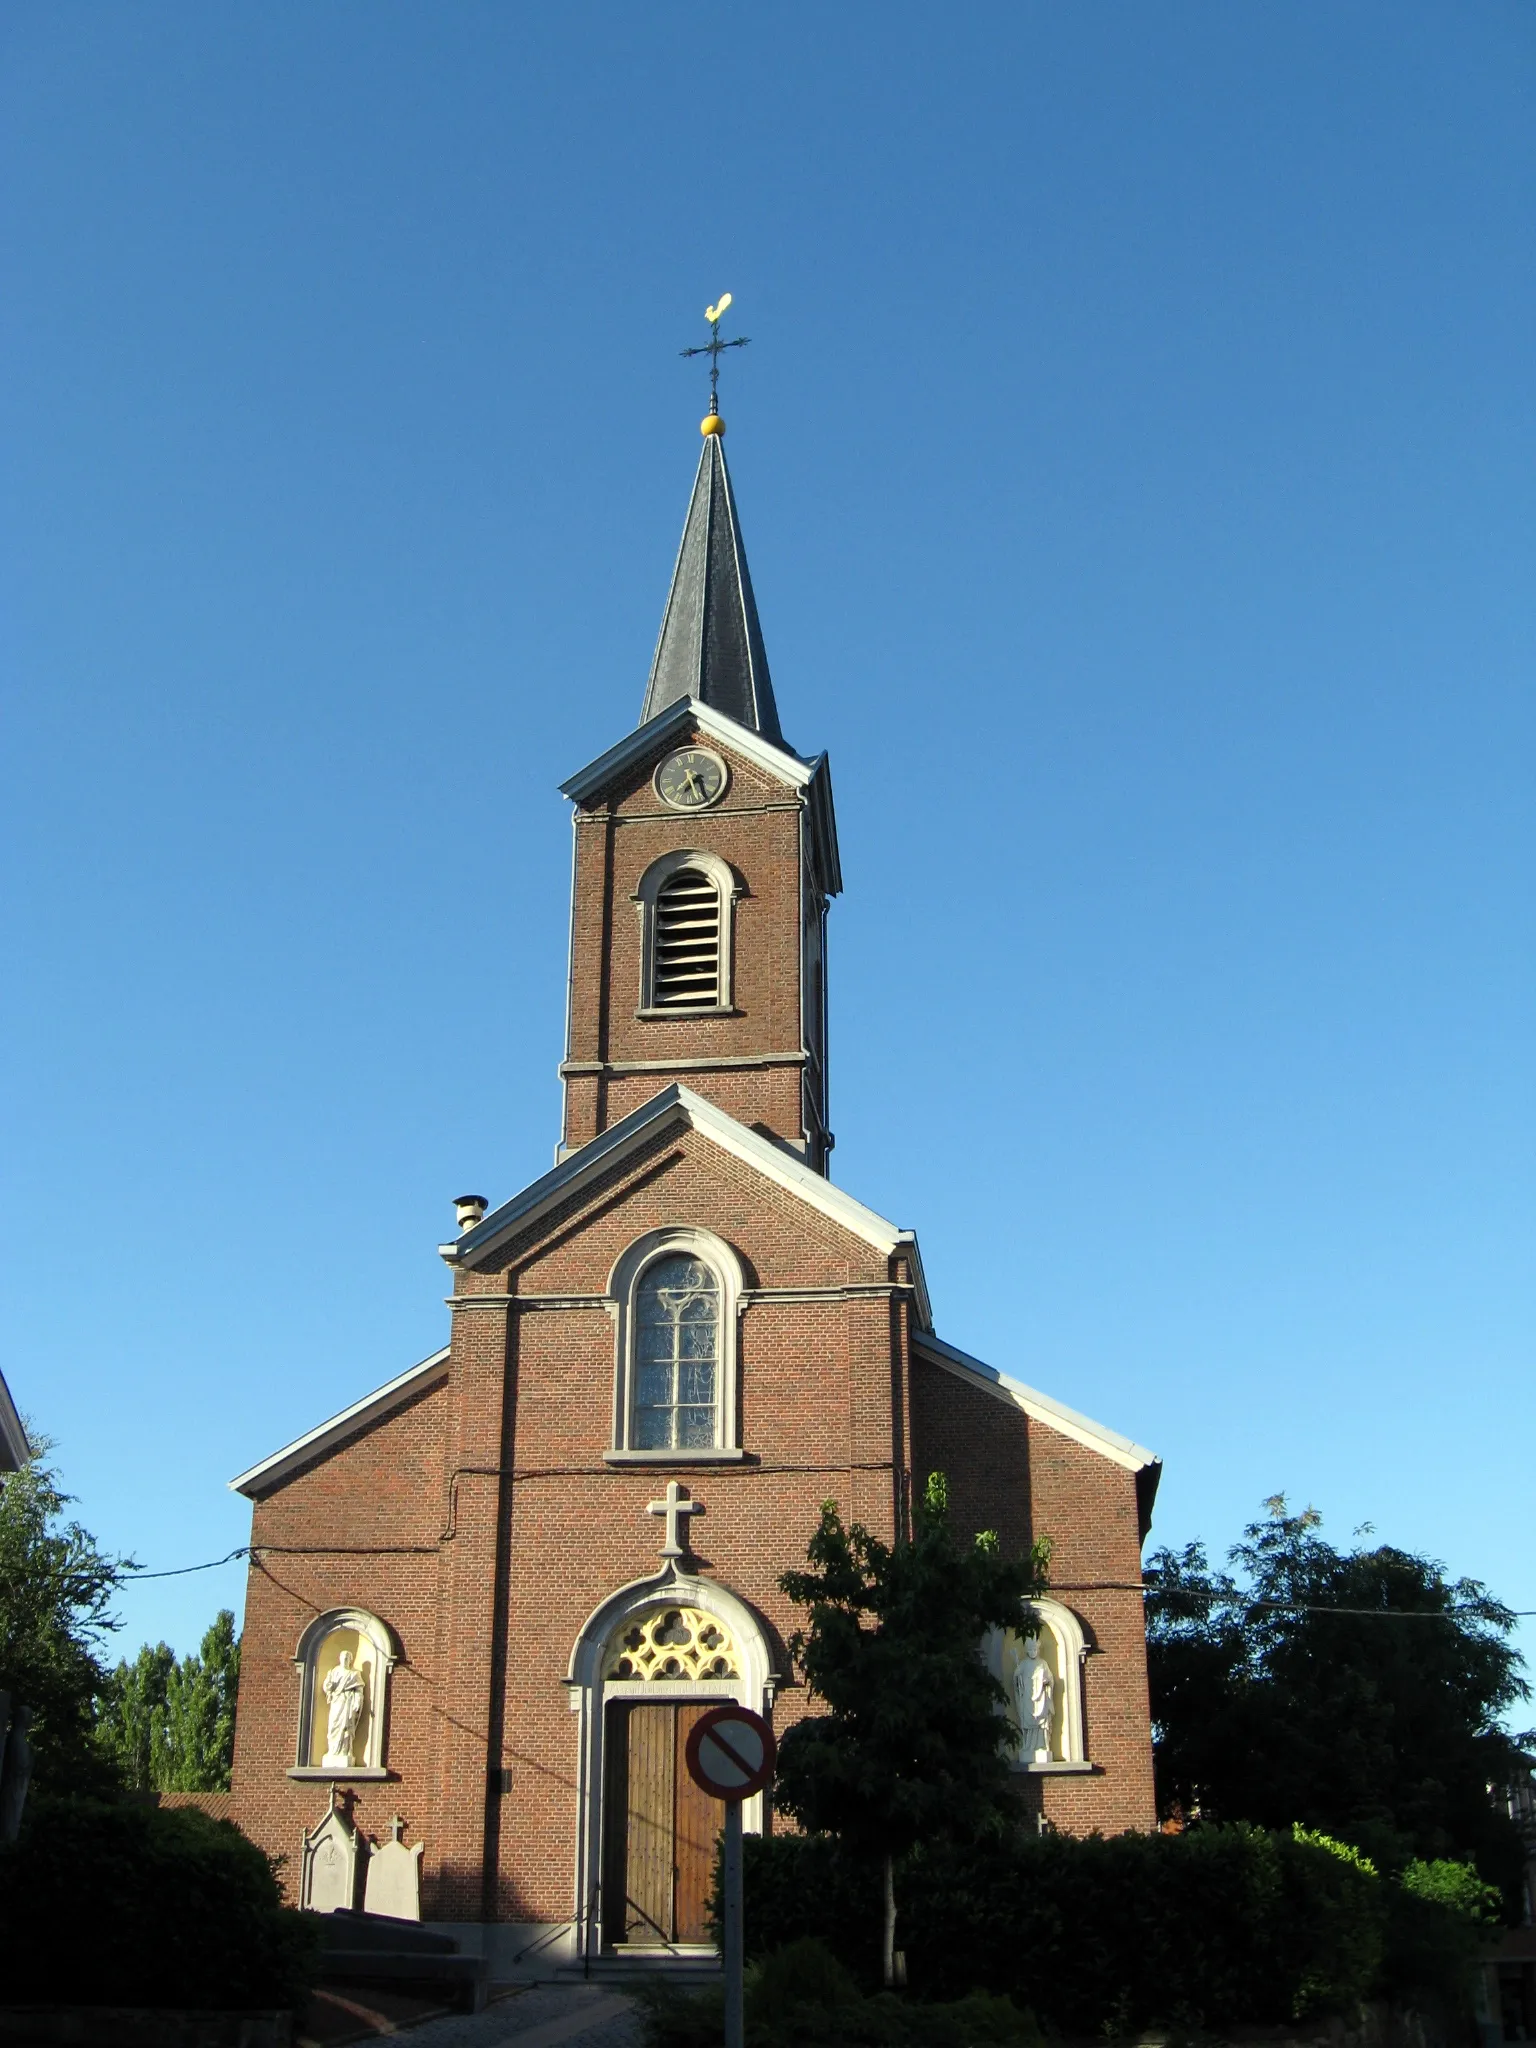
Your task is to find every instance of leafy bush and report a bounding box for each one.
[738,1832,885,1982]
[636,1936,1044,2047]
[739,1823,1483,2031]
[1384,1858,1503,2010]
[0,1795,319,2009]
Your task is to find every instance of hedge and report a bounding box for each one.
[741,1825,1495,2031]
[0,1795,320,2010]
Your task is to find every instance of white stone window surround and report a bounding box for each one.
[564,1566,779,1963]
[633,847,743,1017]
[289,1608,399,1781]
[605,1227,746,1465]
[984,1596,1094,1775]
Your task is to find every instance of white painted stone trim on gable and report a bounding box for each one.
[559,698,842,897]
[445,1083,933,1326]
[560,697,814,806]
[229,1348,451,1498]
[912,1331,1159,1477]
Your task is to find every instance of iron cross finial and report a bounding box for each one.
[681,293,750,420]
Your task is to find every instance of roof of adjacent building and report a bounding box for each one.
[640,434,784,744]
[0,1368,29,1472]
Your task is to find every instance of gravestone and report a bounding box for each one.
[363,1814,423,1920]
[301,1801,360,1914]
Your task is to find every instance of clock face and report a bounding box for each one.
[654,747,728,812]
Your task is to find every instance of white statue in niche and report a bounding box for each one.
[322,1650,367,1768]
[1013,1632,1055,1763]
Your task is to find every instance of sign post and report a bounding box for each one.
[684,1703,776,2048]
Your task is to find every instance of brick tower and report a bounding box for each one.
[227,409,1162,1972]
[559,426,838,1168]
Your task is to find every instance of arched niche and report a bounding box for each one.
[289,1609,398,1780]
[984,1597,1090,1771]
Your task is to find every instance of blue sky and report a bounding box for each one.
[3,4,1532,1691]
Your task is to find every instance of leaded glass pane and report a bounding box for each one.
[677,1407,715,1448]
[679,1360,715,1406]
[636,1322,672,1362]
[681,1319,716,1359]
[636,1361,672,1408]
[632,1406,670,1450]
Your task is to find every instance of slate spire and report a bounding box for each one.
[640,431,784,745]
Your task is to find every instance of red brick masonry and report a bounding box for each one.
[229,712,1160,1936]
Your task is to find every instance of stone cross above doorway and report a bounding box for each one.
[647,1480,704,1558]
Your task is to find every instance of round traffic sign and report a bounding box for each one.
[685,1704,777,1803]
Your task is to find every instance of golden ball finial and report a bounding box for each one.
[701,411,726,437]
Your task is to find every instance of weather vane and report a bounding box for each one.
[681,294,749,428]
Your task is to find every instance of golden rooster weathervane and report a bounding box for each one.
[681,293,749,435]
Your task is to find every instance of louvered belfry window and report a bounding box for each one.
[652,867,721,1008]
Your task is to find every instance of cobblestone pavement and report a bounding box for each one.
[400,1982,645,2048]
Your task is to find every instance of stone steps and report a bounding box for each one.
[555,1951,722,1986]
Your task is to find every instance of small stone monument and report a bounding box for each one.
[301,1795,361,1913]
[364,1813,424,1921]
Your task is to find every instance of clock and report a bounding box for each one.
[654,747,728,811]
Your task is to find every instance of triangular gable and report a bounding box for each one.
[447,1082,927,1319]
[559,699,842,896]
[231,1088,931,1500]
[561,697,811,802]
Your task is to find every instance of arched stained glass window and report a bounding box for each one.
[632,1255,720,1450]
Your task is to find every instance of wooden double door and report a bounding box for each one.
[602,1700,725,1949]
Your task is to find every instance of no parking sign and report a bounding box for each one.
[684,1703,776,1803]
[683,1701,776,2048]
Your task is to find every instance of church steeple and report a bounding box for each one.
[639,428,784,746]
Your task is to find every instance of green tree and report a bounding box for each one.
[160,1610,241,1791]
[1145,1498,1532,1900]
[0,1451,130,1794]
[96,1612,241,1792]
[95,1640,176,1789]
[775,1473,1049,1985]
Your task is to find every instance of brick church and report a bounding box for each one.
[227,403,1163,1970]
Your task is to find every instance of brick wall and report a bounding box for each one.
[909,1355,1157,1833]
[230,1126,1156,1915]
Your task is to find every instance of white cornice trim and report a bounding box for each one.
[912,1331,1157,1475]
[0,1368,29,1471]
[449,1083,931,1326]
[229,1348,451,1498]
[560,698,816,805]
